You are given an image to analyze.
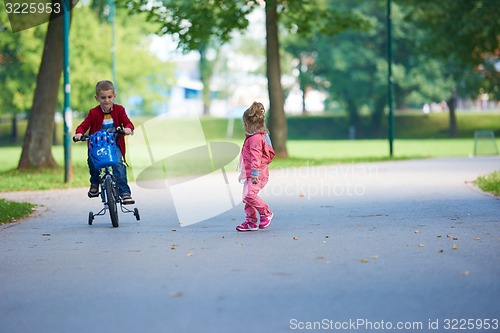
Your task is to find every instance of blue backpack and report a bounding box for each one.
[89,130,119,169]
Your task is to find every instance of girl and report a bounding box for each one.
[236,102,275,232]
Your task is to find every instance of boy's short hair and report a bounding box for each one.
[95,80,115,95]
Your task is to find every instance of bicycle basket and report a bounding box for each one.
[89,131,119,169]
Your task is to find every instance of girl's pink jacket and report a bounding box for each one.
[240,132,275,178]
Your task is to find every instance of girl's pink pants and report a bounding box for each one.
[242,169,271,222]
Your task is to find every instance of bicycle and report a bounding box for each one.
[73,128,140,227]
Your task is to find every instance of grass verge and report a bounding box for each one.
[0,199,36,224]
[476,171,500,196]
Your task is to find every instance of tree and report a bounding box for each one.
[10,0,174,169]
[18,10,65,169]
[125,0,366,157]
[400,0,500,137]
[199,40,219,116]
[285,0,457,138]
[0,8,45,142]
[68,2,175,115]
[264,0,287,156]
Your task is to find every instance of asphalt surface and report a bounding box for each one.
[0,157,499,333]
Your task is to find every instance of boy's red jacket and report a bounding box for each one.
[75,104,134,161]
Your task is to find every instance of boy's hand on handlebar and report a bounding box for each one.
[73,133,83,141]
[115,127,132,135]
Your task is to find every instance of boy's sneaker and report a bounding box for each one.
[236,220,258,232]
[121,193,135,205]
[259,212,274,229]
[88,184,99,198]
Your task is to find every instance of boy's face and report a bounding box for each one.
[95,89,116,112]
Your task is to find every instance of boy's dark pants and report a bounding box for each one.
[88,148,131,196]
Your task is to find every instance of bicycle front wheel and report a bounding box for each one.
[104,175,119,228]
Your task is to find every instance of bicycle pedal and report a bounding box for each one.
[88,192,100,198]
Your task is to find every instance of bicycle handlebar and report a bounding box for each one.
[73,134,89,142]
[73,127,127,143]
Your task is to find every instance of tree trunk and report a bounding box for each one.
[299,55,307,114]
[265,0,288,158]
[11,115,17,143]
[18,11,63,169]
[448,88,458,138]
[199,42,211,116]
[346,98,361,138]
[370,95,387,138]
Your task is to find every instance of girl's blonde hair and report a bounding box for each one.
[243,101,268,134]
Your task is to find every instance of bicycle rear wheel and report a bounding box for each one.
[104,175,119,227]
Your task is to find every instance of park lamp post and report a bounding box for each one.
[107,0,117,92]
[63,0,72,182]
[387,0,395,157]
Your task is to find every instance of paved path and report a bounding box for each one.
[1,157,499,333]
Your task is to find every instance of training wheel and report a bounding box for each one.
[88,211,94,225]
[134,208,140,221]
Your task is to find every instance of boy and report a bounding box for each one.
[74,80,135,204]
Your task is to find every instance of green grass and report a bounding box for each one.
[0,145,91,191]
[1,138,497,192]
[0,199,36,224]
[476,171,500,196]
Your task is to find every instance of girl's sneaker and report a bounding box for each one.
[259,212,274,229]
[236,220,258,232]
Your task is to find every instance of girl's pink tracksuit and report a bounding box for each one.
[239,132,275,222]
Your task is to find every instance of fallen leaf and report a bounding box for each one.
[317,256,325,260]
[298,194,305,198]
[186,252,193,257]
[42,233,51,236]
[447,234,453,238]
[437,235,443,238]
[371,255,379,259]
[438,249,444,253]
[473,237,481,241]
[415,229,420,234]
[171,229,177,232]
[418,244,425,247]
[293,237,299,240]
[170,247,176,250]
[453,237,460,240]
[463,271,470,276]
[452,244,459,250]
[360,259,369,263]
[325,235,329,239]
